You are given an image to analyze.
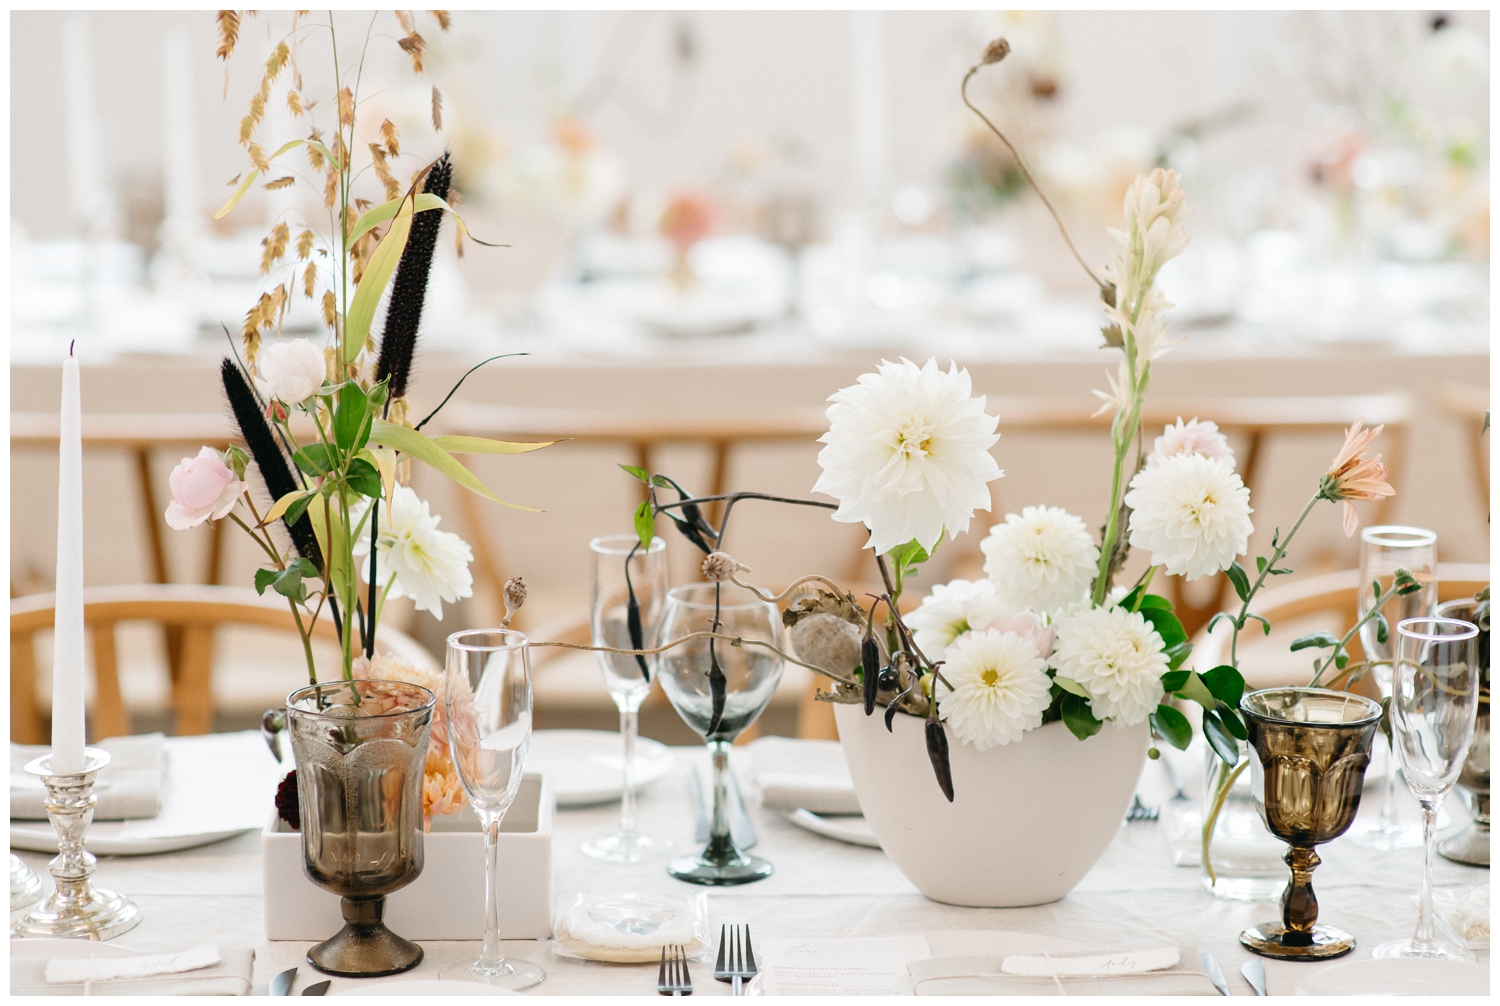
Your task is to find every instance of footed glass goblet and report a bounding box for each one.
[1239,687,1383,961]
[657,583,783,885]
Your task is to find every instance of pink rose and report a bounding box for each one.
[253,339,327,405]
[164,447,246,530]
[971,610,1055,662]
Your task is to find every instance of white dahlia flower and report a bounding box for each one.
[1149,417,1235,470]
[906,578,1011,662]
[1124,453,1253,581]
[937,629,1052,750]
[353,484,474,620]
[254,338,327,404]
[812,358,1001,555]
[981,506,1100,616]
[1051,605,1167,726]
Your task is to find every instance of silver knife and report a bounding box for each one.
[269,967,297,996]
[1201,952,1230,996]
[1241,958,1267,996]
[301,980,331,996]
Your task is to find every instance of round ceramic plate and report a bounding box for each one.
[787,809,882,849]
[8,823,253,856]
[331,979,519,996]
[527,729,674,807]
[1295,957,1488,996]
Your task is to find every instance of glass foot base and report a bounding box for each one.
[10,855,42,913]
[1372,938,1475,962]
[1241,922,1356,960]
[439,958,546,990]
[1438,823,1490,867]
[1201,873,1285,902]
[581,832,674,863]
[1347,817,1425,851]
[668,851,773,886]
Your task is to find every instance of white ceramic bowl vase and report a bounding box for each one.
[835,703,1147,907]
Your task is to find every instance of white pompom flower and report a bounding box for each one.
[1124,453,1253,581]
[1149,417,1235,470]
[906,578,1011,662]
[937,629,1052,750]
[353,484,474,620]
[1051,605,1168,726]
[981,506,1100,616]
[812,358,1001,556]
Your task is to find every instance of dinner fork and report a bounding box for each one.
[658,944,692,996]
[714,923,757,995]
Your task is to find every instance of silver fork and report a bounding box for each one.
[658,944,692,996]
[714,923,757,995]
[1126,793,1160,822]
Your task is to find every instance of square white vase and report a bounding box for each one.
[263,772,553,941]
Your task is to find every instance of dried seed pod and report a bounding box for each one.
[925,720,955,802]
[981,37,1010,64]
[502,576,527,626]
[701,551,740,583]
[789,613,861,679]
[861,634,881,716]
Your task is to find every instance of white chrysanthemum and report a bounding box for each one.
[906,578,1011,662]
[1051,606,1167,726]
[937,629,1051,750]
[353,484,474,620]
[812,358,1002,555]
[981,506,1100,616]
[1149,417,1235,470]
[1124,453,1253,581]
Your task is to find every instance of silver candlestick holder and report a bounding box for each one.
[10,853,43,912]
[11,748,141,940]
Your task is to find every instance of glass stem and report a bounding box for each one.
[479,811,506,969]
[705,739,737,865]
[1412,799,1440,953]
[619,705,638,840]
[1377,734,1401,829]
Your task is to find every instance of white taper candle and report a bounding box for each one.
[52,350,87,774]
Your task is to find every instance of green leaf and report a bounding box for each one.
[334,381,369,451]
[1165,640,1193,671]
[345,193,415,364]
[1256,556,1268,575]
[1201,664,1245,706]
[1206,611,1234,635]
[1052,674,1090,698]
[260,489,314,527]
[1151,704,1193,750]
[1225,561,1252,603]
[1271,566,1293,575]
[1176,671,1217,711]
[1060,693,1103,741]
[633,500,655,550]
[269,557,319,604]
[1376,613,1390,645]
[368,419,538,511]
[254,568,279,595]
[1160,669,1191,692]
[1335,652,1349,670]
[294,443,336,476]
[213,170,259,220]
[1393,567,1422,596]
[886,538,932,574]
[650,475,673,489]
[1290,631,1340,652]
[1246,612,1272,636]
[1139,593,1173,611]
[619,464,650,484]
[284,491,315,528]
[1215,701,1249,741]
[1140,606,1187,649]
[1203,710,1241,765]
[346,192,467,248]
[427,435,557,455]
[345,457,381,498]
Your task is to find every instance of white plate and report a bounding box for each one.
[527,729,673,807]
[1295,957,1488,996]
[8,822,252,856]
[331,979,519,996]
[787,809,882,849]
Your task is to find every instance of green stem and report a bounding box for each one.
[1201,756,1249,885]
[289,601,318,685]
[1230,493,1319,666]
[1309,584,1405,687]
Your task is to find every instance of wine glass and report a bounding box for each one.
[582,534,673,862]
[1349,526,1438,850]
[657,582,784,885]
[440,630,545,990]
[1374,617,1480,962]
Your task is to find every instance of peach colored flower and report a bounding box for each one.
[1319,418,1396,537]
[421,749,465,830]
[660,190,716,253]
[353,653,449,758]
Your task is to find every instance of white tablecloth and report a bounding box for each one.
[9,733,1488,996]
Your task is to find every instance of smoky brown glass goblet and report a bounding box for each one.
[1239,687,1383,961]
[287,679,434,978]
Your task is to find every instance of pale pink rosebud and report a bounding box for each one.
[253,338,327,404]
[165,447,247,530]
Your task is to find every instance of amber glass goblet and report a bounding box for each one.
[1239,687,1383,961]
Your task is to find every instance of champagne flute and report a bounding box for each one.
[657,582,783,885]
[1350,526,1437,850]
[1374,617,1480,961]
[440,630,545,990]
[582,534,673,862]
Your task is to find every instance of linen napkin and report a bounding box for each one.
[11,733,165,821]
[909,944,1220,996]
[10,945,255,996]
[747,737,862,815]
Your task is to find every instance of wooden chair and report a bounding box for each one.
[1440,384,1489,512]
[10,584,438,743]
[1192,562,1489,695]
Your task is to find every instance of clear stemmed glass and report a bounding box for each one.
[1350,526,1438,851]
[657,583,783,885]
[582,534,673,862]
[1374,617,1480,962]
[440,630,546,990]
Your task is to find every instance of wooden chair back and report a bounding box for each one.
[1440,383,1489,512]
[10,584,437,743]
